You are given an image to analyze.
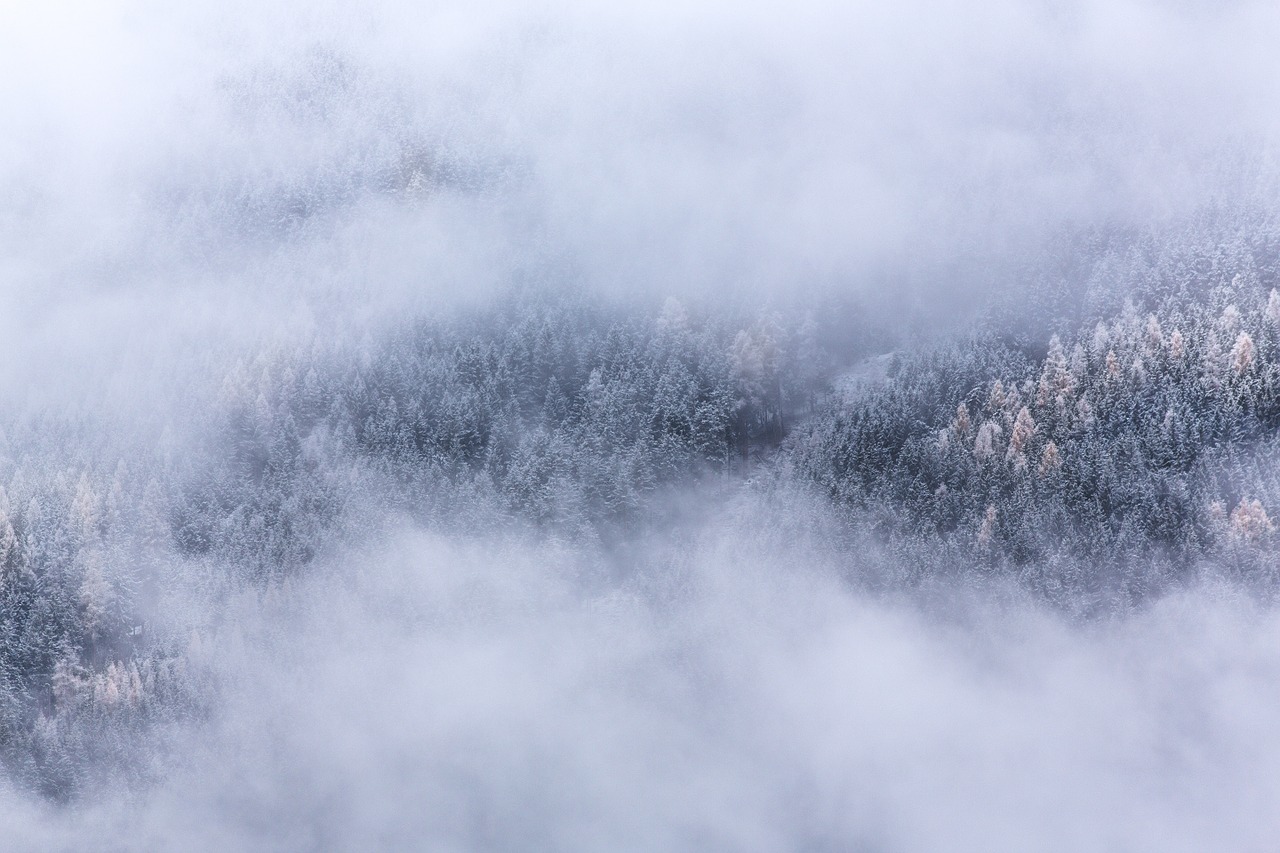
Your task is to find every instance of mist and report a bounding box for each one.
[4,0,1280,850]
[7,510,1280,851]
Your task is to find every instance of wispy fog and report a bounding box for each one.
[7,509,1280,851]
[6,0,1280,309]
[4,0,1280,849]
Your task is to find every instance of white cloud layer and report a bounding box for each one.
[4,513,1280,851]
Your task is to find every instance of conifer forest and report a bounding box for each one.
[5,2,1280,850]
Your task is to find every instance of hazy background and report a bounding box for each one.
[6,0,1280,337]
[4,0,1280,849]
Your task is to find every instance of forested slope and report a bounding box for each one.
[5,216,1280,807]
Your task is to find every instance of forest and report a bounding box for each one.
[4,212,1280,805]
[6,1,1280,850]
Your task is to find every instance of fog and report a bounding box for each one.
[4,0,1280,850]
[7,512,1280,851]
[8,0,1280,305]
